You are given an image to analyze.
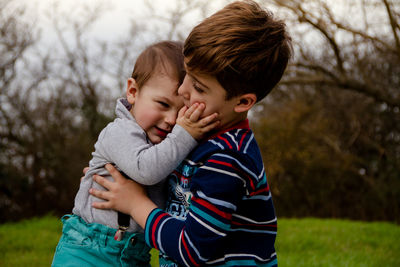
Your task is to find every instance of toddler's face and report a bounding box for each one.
[128,73,184,144]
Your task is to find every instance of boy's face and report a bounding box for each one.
[127,72,183,144]
[178,63,247,131]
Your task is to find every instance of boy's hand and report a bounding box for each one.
[90,164,156,228]
[80,167,90,182]
[177,103,219,141]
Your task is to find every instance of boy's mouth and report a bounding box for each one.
[155,126,170,138]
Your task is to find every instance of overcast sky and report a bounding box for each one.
[12,0,386,44]
[15,0,228,45]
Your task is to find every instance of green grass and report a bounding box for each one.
[0,216,399,266]
[0,215,61,266]
[276,218,400,267]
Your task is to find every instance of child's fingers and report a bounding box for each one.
[198,112,218,126]
[83,167,90,174]
[89,188,112,207]
[81,167,90,182]
[105,164,124,183]
[93,174,113,190]
[92,201,110,209]
[201,119,220,132]
[184,103,199,119]
[178,106,188,118]
[189,103,205,122]
[91,198,111,209]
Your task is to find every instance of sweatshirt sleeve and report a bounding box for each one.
[144,153,246,266]
[99,119,197,185]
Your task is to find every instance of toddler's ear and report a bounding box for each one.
[126,78,139,104]
[234,93,257,113]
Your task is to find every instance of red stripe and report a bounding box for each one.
[208,159,233,168]
[218,136,233,149]
[172,170,186,179]
[206,119,250,141]
[181,230,200,267]
[191,196,232,219]
[250,185,269,196]
[151,213,168,250]
[238,130,248,150]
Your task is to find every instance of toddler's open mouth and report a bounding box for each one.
[155,126,170,138]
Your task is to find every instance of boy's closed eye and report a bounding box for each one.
[192,81,204,93]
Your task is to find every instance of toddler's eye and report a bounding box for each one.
[157,101,169,108]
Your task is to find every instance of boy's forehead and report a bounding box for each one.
[184,59,208,80]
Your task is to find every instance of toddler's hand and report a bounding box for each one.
[176,103,219,141]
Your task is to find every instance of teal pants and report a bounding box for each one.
[52,214,151,267]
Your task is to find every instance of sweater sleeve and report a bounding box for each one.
[144,153,246,266]
[99,120,197,185]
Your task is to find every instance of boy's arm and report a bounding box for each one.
[90,160,244,265]
[101,104,218,185]
[143,154,245,265]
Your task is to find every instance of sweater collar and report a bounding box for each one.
[205,119,250,141]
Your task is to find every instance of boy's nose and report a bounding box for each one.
[178,76,190,100]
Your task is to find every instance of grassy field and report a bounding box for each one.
[0,215,399,266]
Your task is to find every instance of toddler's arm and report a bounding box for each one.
[99,104,218,185]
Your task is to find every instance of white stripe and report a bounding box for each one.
[157,216,173,253]
[235,129,241,137]
[189,212,227,236]
[200,166,246,184]
[232,214,277,224]
[183,158,203,166]
[206,258,224,265]
[243,133,254,154]
[206,252,277,264]
[209,139,224,149]
[214,153,258,181]
[184,231,208,262]
[178,230,191,267]
[242,194,271,201]
[258,166,265,179]
[197,190,236,210]
[226,132,239,150]
[230,228,277,234]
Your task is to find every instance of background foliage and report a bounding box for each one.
[0,0,399,223]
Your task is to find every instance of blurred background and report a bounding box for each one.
[0,0,399,224]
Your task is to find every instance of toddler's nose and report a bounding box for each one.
[165,111,177,128]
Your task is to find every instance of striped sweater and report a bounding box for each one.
[144,119,278,267]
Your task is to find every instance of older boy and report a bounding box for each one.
[90,1,292,266]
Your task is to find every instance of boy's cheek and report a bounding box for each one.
[200,107,215,119]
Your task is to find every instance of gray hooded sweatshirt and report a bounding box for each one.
[73,98,197,233]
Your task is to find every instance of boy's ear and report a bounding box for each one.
[234,93,257,113]
[126,78,139,104]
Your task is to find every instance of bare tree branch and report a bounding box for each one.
[382,0,400,57]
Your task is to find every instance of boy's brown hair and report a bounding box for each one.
[184,0,292,102]
[132,41,185,89]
